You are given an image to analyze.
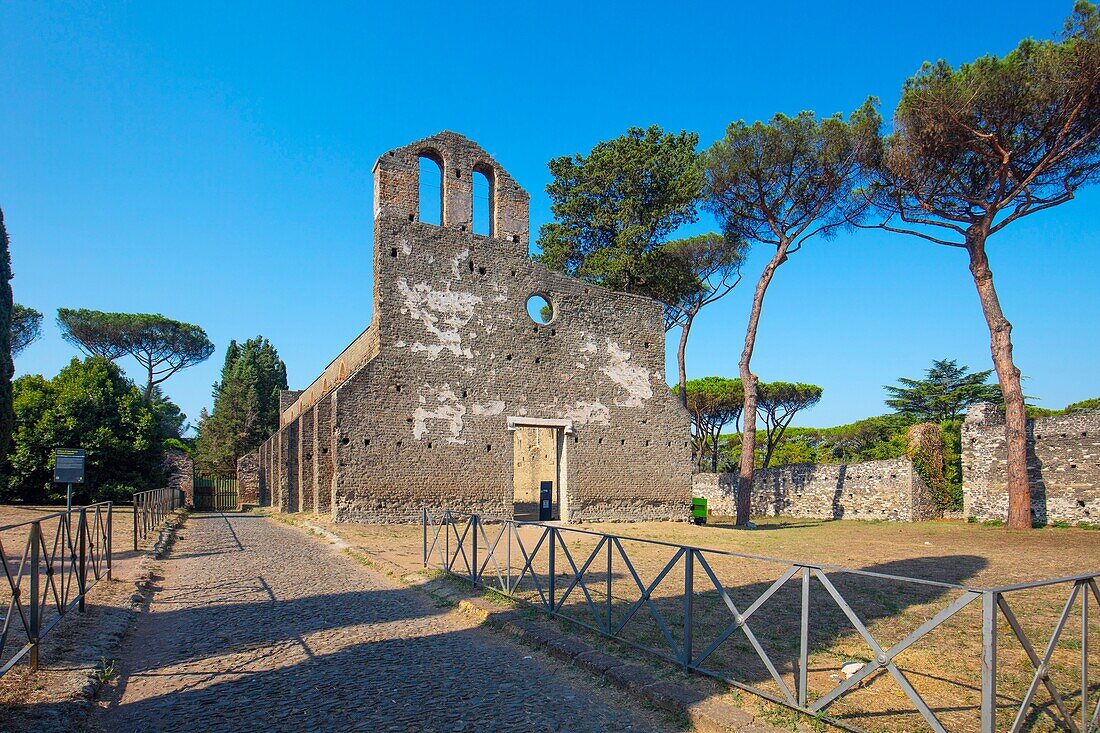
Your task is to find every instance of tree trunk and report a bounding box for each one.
[145,363,154,400]
[737,243,790,525]
[966,229,1030,530]
[677,314,693,409]
[711,428,720,473]
[692,429,704,472]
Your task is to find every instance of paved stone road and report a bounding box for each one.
[92,513,680,732]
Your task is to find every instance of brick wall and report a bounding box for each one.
[962,403,1100,524]
[694,456,937,522]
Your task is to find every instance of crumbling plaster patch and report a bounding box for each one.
[413,387,508,443]
[600,340,653,407]
[396,277,481,359]
[412,386,466,443]
[560,400,611,426]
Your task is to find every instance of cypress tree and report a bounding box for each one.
[0,208,15,466]
[195,337,287,476]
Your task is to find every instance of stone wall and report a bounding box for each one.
[164,449,194,507]
[962,403,1100,525]
[694,456,938,522]
[314,399,334,513]
[237,451,260,508]
[258,131,692,524]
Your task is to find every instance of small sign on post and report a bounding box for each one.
[54,448,86,519]
[54,449,86,484]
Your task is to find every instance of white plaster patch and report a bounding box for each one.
[601,340,653,407]
[451,248,470,280]
[397,277,481,360]
[401,239,412,255]
[560,400,610,426]
[471,400,506,417]
[412,385,467,444]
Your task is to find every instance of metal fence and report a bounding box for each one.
[193,477,237,511]
[422,509,1099,733]
[0,502,113,675]
[133,488,184,550]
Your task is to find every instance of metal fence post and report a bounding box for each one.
[1082,581,1089,733]
[28,521,40,671]
[471,515,479,583]
[606,537,613,634]
[799,566,810,707]
[422,508,428,568]
[78,508,88,613]
[981,590,998,732]
[106,502,113,581]
[548,527,556,614]
[683,549,694,671]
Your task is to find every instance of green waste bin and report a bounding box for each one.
[691,497,707,525]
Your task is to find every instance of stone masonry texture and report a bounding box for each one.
[250,132,693,523]
[163,449,194,507]
[236,452,260,508]
[92,513,677,733]
[962,402,1100,524]
[694,456,938,522]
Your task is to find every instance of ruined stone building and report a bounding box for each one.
[963,403,1099,525]
[246,132,692,523]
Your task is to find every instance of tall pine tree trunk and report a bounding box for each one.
[737,243,789,525]
[677,314,693,409]
[966,228,1031,529]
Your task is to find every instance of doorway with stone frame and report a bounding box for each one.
[509,417,570,521]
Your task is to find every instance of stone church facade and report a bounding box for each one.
[248,132,692,523]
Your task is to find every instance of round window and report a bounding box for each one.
[525,294,554,324]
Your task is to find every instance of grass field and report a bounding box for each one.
[321,515,1100,732]
[0,502,153,672]
[0,501,170,728]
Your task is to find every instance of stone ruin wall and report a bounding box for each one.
[962,402,1100,525]
[164,448,195,507]
[247,132,693,524]
[236,452,260,508]
[693,456,938,522]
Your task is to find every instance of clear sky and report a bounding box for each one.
[2,1,1097,433]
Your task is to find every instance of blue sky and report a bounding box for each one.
[2,1,1097,433]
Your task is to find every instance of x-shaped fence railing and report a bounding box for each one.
[133,488,184,550]
[423,509,1099,732]
[0,502,113,675]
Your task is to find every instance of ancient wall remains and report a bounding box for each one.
[257,132,693,523]
[962,402,1100,525]
[694,456,937,522]
[237,451,260,508]
[164,449,194,507]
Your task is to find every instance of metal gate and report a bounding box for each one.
[193,477,238,511]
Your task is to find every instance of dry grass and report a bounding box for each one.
[0,502,165,732]
[322,515,1100,733]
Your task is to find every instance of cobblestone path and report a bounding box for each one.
[92,513,681,732]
